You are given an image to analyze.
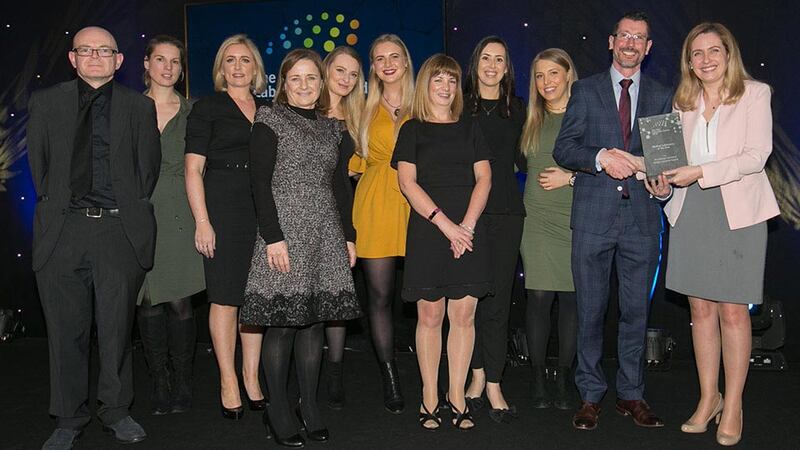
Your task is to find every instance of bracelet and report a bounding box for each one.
[427,207,441,221]
[459,223,475,235]
[197,217,209,224]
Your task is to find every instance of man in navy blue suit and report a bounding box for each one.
[553,11,673,430]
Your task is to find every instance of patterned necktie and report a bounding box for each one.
[70,89,101,199]
[618,78,632,197]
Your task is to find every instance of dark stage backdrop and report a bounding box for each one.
[1,0,798,362]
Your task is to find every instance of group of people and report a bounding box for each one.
[28,8,778,450]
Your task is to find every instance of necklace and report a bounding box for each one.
[546,102,567,113]
[480,101,498,116]
[382,93,401,117]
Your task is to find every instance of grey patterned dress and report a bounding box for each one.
[240,104,361,327]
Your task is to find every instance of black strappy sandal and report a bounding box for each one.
[419,402,442,431]
[448,398,475,431]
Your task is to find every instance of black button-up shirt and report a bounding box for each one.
[71,78,117,209]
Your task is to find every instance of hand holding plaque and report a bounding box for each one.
[638,112,688,180]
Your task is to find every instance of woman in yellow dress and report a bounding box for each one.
[348,34,414,414]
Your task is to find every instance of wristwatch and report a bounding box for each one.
[568,173,576,187]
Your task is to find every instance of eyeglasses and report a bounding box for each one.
[72,47,118,57]
[614,32,648,43]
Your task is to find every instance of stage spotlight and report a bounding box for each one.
[750,298,787,370]
[645,328,675,371]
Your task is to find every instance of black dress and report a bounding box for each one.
[391,117,493,302]
[185,92,268,306]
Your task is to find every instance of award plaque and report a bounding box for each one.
[638,112,688,179]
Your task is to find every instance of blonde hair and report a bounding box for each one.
[358,34,414,158]
[211,34,267,93]
[411,54,463,121]
[520,48,578,156]
[674,22,750,112]
[320,46,365,143]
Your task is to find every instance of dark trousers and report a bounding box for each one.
[35,211,145,429]
[470,214,524,382]
[571,202,659,403]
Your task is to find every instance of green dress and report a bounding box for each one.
[520,112,574,291]
[139,94,205,304]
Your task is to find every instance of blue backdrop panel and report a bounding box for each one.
[186,0,444,99]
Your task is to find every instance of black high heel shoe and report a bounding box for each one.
[447,398,475,431]
[247,395,267,411]
[295,406,330,442]
[419,402,442,431]
[220,402,244,420]
[263,411,305,447]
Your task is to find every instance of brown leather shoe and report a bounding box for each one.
[572,401,601,430]
[615,399,664,427]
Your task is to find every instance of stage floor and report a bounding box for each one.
[1,337,796,449]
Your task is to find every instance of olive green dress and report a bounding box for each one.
[139,95,205,304]
[520,112,574,291]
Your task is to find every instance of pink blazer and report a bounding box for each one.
[664,80,780,230]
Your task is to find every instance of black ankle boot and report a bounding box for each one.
[138,308,172,415]
[552,366,574,410]
[531,365,551,409]
[379,360,405,414]
[326,360,345,410]
[167,315,196,413]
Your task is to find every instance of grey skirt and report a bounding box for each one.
[666,183,767,304]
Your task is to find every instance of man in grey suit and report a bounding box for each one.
[553,11,672,431]
[27,26,160,449]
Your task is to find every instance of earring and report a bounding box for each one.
[688,63,693,69]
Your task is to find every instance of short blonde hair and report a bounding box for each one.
[211,34,267,93]
[411,54,463,122]
[674,22,750,111]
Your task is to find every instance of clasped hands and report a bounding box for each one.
[438,219,474,259]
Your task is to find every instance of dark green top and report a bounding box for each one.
[520,112,574,291]
[139,94,205,304]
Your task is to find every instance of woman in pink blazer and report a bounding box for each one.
[644,22,779,447]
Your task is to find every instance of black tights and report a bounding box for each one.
[138,294,194,320]
[362,257,397,363]
[324,321,346,363]
[525,290,577,367]
[263,323,324,437]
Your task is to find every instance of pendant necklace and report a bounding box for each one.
[481,101,498,116]
[382,94,401,117]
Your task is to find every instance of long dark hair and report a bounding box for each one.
[463,35,516,118]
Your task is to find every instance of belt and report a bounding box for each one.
[206,160,249,170]
[69,207,120,218]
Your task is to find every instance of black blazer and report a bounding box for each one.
[27,79,161,270]
[553,70,672,236]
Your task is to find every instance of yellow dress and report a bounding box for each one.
[349,106,410,258]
